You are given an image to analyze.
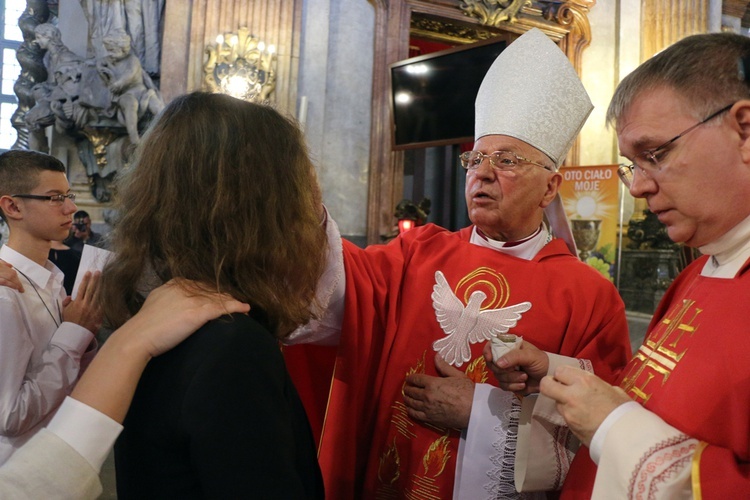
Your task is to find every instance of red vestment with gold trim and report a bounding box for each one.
[562,255,750,498]
[295,224,630,499]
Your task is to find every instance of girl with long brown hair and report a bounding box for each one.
[100,92,326,498]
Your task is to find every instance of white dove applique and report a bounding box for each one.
[431,270,531,367]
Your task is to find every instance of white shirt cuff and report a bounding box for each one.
[52,322,95,351]
[46,396,124,472]
[589,400,640,464]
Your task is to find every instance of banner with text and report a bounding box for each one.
[558,165,621,282]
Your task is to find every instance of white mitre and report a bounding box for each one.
[474,28,593,168]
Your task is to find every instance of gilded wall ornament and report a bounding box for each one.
[460,0,532,27]
[203,27,277,104]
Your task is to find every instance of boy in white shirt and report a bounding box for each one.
[0,150,100,464]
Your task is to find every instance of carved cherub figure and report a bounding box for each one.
[29,23,91,130]
[96,30,164,144]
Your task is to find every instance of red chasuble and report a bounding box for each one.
[562,255,750,499]
[293,224,630,499]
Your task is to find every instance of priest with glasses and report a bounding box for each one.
[488,32,750,499]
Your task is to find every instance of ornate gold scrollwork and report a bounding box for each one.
[542,1,593,45]
[460,0,532,26]
[410,16,496,44]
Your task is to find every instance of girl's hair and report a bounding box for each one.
[99,92,327,337]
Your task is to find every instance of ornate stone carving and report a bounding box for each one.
[96,30,165,144]
[26,22,164,202]
[11,0,53,151]
[460,0,532,26]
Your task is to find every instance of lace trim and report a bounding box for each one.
[484,397,521,499]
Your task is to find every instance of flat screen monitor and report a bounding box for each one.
[390,37,507,150]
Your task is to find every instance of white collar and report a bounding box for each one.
[698,213,750,278]
[0,244,62,290]
[469,224,550,261]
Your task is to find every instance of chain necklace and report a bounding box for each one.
[14,268,62,328]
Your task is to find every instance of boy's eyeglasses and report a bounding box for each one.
[12,193,77,205]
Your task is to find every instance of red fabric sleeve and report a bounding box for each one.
[696,443,750,499]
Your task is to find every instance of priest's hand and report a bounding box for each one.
[540,365,631,447]
[0,259,23,292]
[483,340,548,395]
[403,353,474,429]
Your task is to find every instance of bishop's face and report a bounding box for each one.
[464,135,560,241]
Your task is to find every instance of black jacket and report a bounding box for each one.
[115,312,324,499]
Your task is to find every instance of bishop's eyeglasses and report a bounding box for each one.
[460,150,553,172]
[12,193,77,206]
[618,102,734,188]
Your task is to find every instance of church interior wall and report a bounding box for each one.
[579,0,632,168]
[34,0,750,283]
[297,0,374,247]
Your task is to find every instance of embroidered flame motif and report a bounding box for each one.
[464,356,488,383]
[402,351,426,395]
[422,435,450,478]
[378,438,401,485]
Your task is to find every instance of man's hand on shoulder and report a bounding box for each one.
[0,259,23,292]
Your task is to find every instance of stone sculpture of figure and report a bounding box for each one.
[78,0,165,77]
[34,24,83,78]
[96,30,164,144]
[26,23,91,131]
[123,0,165,77]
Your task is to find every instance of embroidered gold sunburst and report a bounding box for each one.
[455,266,510,310]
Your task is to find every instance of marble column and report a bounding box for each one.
[297,0,374,246]
[641,0,708,60]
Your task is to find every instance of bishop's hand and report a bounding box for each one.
[483,339,549,395]
[403,353,474,429]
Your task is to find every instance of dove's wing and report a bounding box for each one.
[469,302,532,343]
[431,270,466,338]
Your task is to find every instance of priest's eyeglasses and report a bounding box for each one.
[12,193,77,206]
[460,150,553,172]
[618,103,734,188]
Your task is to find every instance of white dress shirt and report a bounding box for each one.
[0,245,95,464]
